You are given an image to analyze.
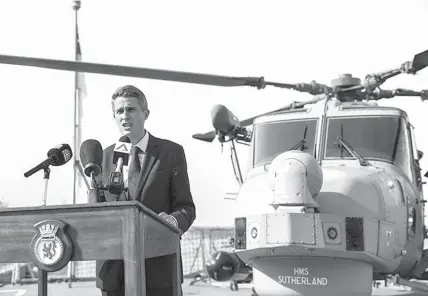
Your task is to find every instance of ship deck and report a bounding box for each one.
[1,279,428,296]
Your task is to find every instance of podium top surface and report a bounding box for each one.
[0,200,183,235]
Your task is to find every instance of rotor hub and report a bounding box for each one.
[331,74,361,89]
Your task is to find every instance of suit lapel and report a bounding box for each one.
[134,135,160,200]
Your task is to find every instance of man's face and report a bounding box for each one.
[112,96,149,144]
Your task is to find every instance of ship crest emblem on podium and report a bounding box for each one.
[34,223,63,265]
[30,220,73,272]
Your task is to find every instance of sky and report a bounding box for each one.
[0,0,427,227]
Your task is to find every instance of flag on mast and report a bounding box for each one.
[76,24,87,99]
[74,22,90,201]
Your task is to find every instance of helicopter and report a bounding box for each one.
[0,48,428,296]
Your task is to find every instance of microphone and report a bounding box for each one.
[24,144,73,178]
[80,139,105,203]
[80,139,103,178]
[108,136,131,196]
[113,136,131,172]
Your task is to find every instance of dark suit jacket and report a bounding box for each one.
[94,133,196,291]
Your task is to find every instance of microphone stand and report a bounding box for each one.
[88,171,102,203]
[88,170,112,203]
[42,167,51,206]
[107,171,127,201]
[38,166,51,296]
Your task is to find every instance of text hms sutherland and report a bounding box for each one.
[277,268,328,286]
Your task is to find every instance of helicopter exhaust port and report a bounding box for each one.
[268,150,322,213]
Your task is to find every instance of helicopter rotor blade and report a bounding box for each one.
[192,131,217,142]
[240,94,328,127]
[412,49,428,72]
[191,104,301,142]
[192,94,329,142]
[338,49,428,94]
[0,54,333,95]
[367,88,428,101]
[0,54,266,88]
[238,106,295,127]
[264,81,332,95]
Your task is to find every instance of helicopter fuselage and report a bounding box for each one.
[227,98,426,296]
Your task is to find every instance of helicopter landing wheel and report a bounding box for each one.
[230,280,239,291]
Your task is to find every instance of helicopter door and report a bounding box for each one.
[407,196,417,242]
[408,123,423,192]
[407,123,425,247]
[380,180,408,259]
[393,188,421,273]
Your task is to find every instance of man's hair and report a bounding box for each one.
[111,85,148,111]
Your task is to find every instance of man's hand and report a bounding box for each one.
[159,212,178,227]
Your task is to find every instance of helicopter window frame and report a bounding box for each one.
[395,180,406,205]
[323,115,403,162]
[407,198,417,239]
[251,118,319,168]
[407,122,423,190]
[322,115,414,179]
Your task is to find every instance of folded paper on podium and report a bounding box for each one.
[0,201,183,296]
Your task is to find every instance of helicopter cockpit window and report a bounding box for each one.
[253,119,318,167]
[324,116,413,181]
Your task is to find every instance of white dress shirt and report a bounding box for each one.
[123,131,149,187]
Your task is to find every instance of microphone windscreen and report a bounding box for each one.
[113,136,132,166]
[80,139,103,176]
[119,135,131,143]
[48,144,73,166]
[61,146,73,163]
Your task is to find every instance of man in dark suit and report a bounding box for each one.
[94,85,196,296]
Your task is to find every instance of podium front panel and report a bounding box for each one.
[0,202,181,264]
[0,207,124,263]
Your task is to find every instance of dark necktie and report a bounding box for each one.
[128,146,141,200]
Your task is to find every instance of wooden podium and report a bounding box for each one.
[0,201,183,296]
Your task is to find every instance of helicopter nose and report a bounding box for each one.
[317,166,386,218]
